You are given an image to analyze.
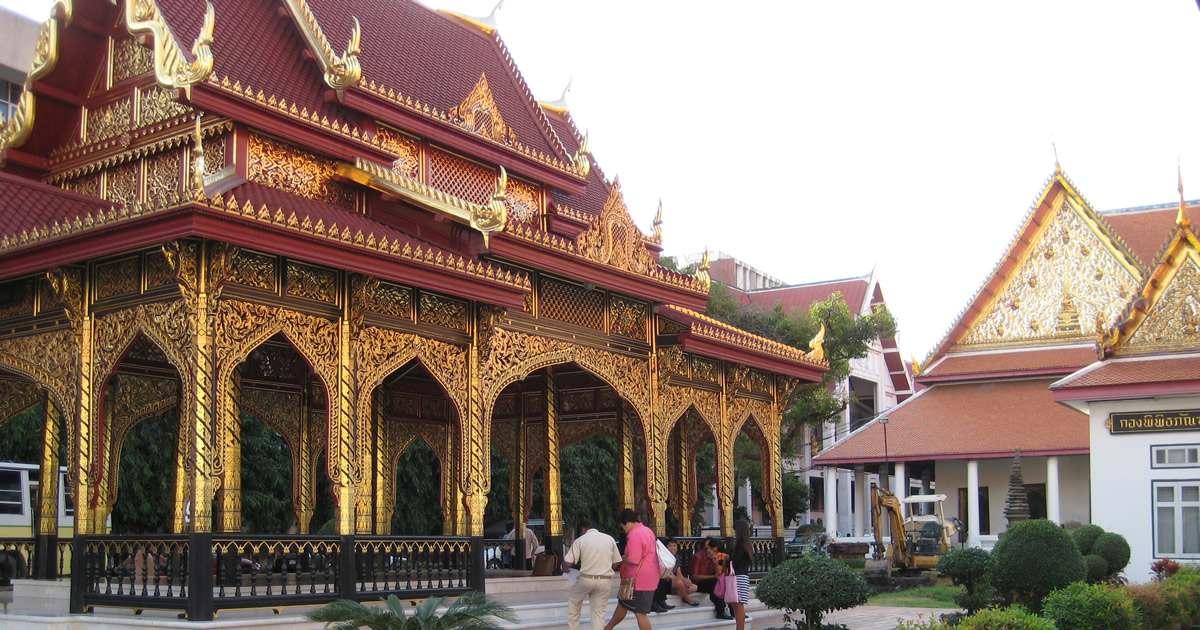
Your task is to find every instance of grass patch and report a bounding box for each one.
[867,585,963,609]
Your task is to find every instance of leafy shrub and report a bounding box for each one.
[1072,524,1104,555]
[991,519,1085,611]
[895,613,949,629]
[1159,582,1192,623]
[1083,554,1108,583]
[1125,583,1172,629]
[1092,532,1130,578]
[937,548,995,614]
[756,555,871,630]
[955,605,1055,630]
[1164,566,1200,617]
[1041,582,1140,630]
[1150,557,1181,582]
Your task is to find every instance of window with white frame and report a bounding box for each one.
[0,470,23,515]
[0,79,20,125]
[1153,445,1200,469]
[1154,480,1200,557]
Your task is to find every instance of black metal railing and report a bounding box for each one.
[0,537,36,582]
[68,534,482,620]
[353,536,473,599]
[671,536,781,579]
[482,537,516,570]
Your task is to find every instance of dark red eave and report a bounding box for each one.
[488,233,709,312]
[0,204,528,309]
[1053,380,1200,403]
[917,365,1086,385]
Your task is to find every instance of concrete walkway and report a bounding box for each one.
[751,604,958,630]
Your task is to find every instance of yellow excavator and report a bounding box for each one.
[864,485,959,579]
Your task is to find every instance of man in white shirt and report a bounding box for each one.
[562,519,623,630]
[504,522,540,569]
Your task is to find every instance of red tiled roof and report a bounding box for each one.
[542,106,611,217]
[1101,205,1196,268]
[727,277,870,315]
[922,346,1097,380]
[0,170,112,241]
[1053,354,1200,390]
[814,378,1088,465]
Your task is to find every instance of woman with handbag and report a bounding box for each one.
[706,526,750,630]
[603,509,657,630]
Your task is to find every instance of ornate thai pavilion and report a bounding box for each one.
[0,0,826,617]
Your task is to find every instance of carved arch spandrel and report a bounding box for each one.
[474,328,651,497]
[104,374,180,509]
[657,382,721,442]
[213,300,338,482]
[726,395,783,528]
[0,328,79,419]
[0,379,44,426]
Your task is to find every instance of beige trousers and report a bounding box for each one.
[567,574,613,630]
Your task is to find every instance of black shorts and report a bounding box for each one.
[620,590,654,614]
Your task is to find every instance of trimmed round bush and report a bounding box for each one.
[956,604,1055,630]
[1091,532,1130,578]
[755,554,871,629]
[991,519,1085,610]
[1084,554,1108,583]
[1126,583,1172,629]
[1041,582,1140,630]
[1072,524,1104,555]
[938,548,994,614]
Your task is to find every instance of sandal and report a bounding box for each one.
[683,598,700,606]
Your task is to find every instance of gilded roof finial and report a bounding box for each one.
[282,1,362,97]
[910,355,922,376]
[808,323,826,362]
[190,115,205,200]
[1052,141,1061,175]
[540,79,572,112]
[1178,159,1191,228]
[122,0,216,99]
[572,130,591,177]
[472,165,508,247]
[651,199,663,243]
[695,249,711,292]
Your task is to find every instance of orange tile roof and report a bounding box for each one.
[922,346,1097,380]
[814,378,1088,465]
[727,276,870,315]
[1101,204,1198,268]
[1053,354,1200,390]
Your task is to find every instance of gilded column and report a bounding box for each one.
[215,368,242,532]
[676,430,692,536]
[544,369,563,559]
[296,387,314,534]
[94,379,116,534]
[333,283,360,535]
[442,426,459,535]
[461,314,489,540]
[37,394,62,536]
[766,429,784,538]
[646,326,667,535]
[717,381,734,538]
[373,393,392,534]
[172,387,190,533]
[618,405,635,511]
[510,397,527,545]
[49,267,96,536]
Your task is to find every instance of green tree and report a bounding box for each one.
[0,405,44,464]
[239,413,293,533]
[112,410,177,533]
[390,439,443,535]
[560,436,619,534]
[306,591,516,630]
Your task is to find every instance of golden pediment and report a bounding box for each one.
[957,195,1140,349]
[575,180,656,276]
[450,73,517,146]
[1123,254,1200,353]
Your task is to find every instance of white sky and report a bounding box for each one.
[6,0,1200,361]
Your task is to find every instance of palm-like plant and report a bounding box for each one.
[306,591,517,630]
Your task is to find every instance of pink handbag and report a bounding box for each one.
[714,562,740,603]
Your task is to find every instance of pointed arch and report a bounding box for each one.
[0,328,77,416]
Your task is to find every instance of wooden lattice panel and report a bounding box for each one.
[539,276,605,331]
[505,176,540,227]
[427,147,495,206]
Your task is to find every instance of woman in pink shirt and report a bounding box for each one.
[603,509,658,630]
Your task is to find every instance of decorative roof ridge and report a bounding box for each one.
[485,29,577,164]
[919,168,1138,370]
[659,304,828,369]
[1101,199,1200,216]
[0,188,189,253]
[44,120,233,183]
[121,0,215,99]
[279,0,362,97]
[0,3,68,157]
[358,77,582,177]
[203,190,529,290]
[499,218,706,294]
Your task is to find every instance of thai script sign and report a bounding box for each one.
[1109,410,1200,434]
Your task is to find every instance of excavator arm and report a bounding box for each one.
[869,485,908,566]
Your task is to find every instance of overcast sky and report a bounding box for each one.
[6,0,1200,361]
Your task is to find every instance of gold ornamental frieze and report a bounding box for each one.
[228,250,278,292]
[658,382,721,440]
[0,379,42,425]
[355,325,468,421]
[285,261,339,305]
[247,134,356,210]
[609,294,648,342]
[85,98,132,145]
[136,85,191,128]
[111,36,154,86]
[959,200,1140,348]
[1125,257,1200,352]
[418,293,469,331]
[94,257,140,300]
[575,182,656,277]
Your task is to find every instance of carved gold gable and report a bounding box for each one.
[1121,246,1200,354]
[575,180,656,276]
[956,191,1141,349]
[449,73,517,146]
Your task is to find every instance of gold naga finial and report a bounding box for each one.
[472,165,509,247]
[122,0,215,99]
[190,115,205,200]
[282,1,362,97]
[808,323,826,362]
[910,355,922,376]
[572,130,591,177]
[651,199,663,243]
[1053,140,1061,175]
[1,6,67,157]
[1178,160,1191,228]
[694,249,711,292]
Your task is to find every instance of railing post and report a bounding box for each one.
[339,534,356,599]
[469,535,485,594]
[187,532,214,621]
[33,533,58,579]
[69,535,86,614]
[774,535,785,568]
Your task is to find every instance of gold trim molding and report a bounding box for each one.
[281,0,362,96]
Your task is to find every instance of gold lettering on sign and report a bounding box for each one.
[247,134,355,209]
[1109,410,1200,434]
[285,261,338,304]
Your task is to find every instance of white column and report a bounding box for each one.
[967,459,981,548]
[823,466,837,537]
[853,465,867,537]
[895,461,907,506]
[837,468,853,535]
[1046,456,1061,525]
[706,483,719,528]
